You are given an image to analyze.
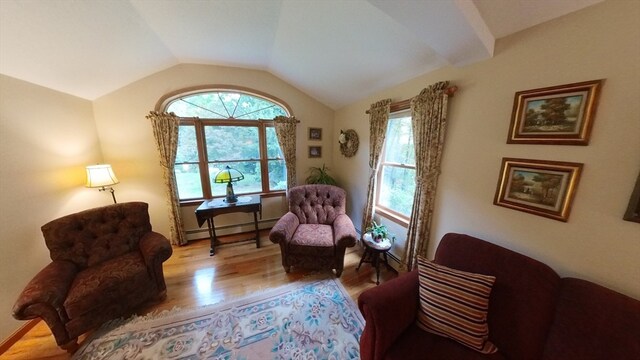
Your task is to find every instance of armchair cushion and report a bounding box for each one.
[290,224,334,256]
[63,251,150,319]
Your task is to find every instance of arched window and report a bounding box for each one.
[164,89,290,202]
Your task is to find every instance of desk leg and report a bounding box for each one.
[253,211,260,248]
[206,218,217,256]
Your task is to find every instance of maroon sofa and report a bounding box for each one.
[12,202,173,352]
[358,233,640,360]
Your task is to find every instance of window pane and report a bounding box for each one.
[268,159,287,191]
[166,91,287,120]
[205,126,259,161]
[176,125,199,163]
[384,116,415,165]
[210,161,262,196]
[234,95,288,119]
[174,164,203,199]
[379,165,416,217]
[266,127,283,159]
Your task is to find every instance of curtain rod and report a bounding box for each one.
[365,85,458,114]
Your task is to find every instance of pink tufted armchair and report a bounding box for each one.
[269,184,358,277]
[12,202,172,352]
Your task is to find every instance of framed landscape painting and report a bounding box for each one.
[507,80,602,145]
[494,158,583,222]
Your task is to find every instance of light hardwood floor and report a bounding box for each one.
[3,231,397,359]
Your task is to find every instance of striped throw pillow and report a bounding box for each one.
[416,256,498,354]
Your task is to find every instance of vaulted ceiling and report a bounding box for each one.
[0,0,602,109]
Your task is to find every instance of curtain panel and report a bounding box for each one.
[274,116,298,190]
[361,99,392,236]
[402,81,450,270]
[146,111,187,246]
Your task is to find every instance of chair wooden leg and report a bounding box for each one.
[284,265,291,273]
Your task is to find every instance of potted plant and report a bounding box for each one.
[305,164,338,185]
[365,221,395,243]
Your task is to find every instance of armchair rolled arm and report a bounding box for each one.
[139,231,172,290]
[269,212,299,245]
[333,214,357,248]
[139,231,173,265]
[12,260,78,345]
[358,270,419,360]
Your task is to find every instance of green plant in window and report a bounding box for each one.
[305,164,338,185]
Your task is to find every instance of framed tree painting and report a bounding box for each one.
[494,158,583,222]
[507,80,602,145]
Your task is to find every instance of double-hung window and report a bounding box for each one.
[376,109,416,221]
[166,90,289,202]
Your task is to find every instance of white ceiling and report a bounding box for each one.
[0,0,603,109]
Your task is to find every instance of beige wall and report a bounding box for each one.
[92,64,334,238]
[2,0,638,344]
[0,75,104,340]
[334,0,640,299]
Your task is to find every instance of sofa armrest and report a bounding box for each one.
[269,212,299,245]
[333,214,357,248]
[358,270,419,360]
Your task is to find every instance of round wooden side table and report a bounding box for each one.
[356,233,393,285]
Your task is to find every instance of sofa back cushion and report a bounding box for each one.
[42,202,152,268]
[434,233,561,360]
[288,185,346,225]
[542,277,640,360]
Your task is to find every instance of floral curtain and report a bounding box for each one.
[401,81,450,270]
[361,99,392,236]
[274,116,298,190]
[146,111,187,246]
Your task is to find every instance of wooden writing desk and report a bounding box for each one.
[195,195,261,256]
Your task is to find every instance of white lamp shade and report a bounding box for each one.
[86,164,119,188]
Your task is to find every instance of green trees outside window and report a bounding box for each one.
[167,90,289,201]
[377,111,416,219]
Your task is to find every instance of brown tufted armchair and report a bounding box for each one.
[12,202,172,352]
[269,184,358,277]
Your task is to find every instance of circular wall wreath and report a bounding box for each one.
[339,129,359,158]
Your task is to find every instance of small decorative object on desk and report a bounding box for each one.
[365,221,394,244]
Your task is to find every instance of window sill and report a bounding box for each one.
[179,190,286,207]
[375,207,410,228]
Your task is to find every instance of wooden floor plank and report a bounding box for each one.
[3,231,397,359]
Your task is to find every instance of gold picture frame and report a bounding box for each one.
[494,158,583,222]
[507,80,602,145]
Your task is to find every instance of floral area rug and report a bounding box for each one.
[73,278,364,360]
